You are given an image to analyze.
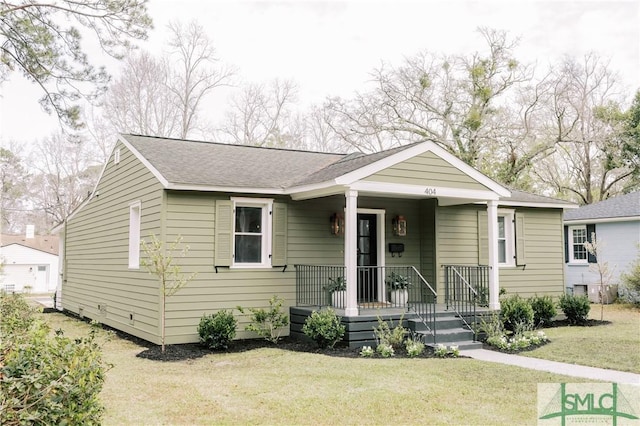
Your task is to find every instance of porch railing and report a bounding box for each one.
[295,264,438,342]
[443,265,490,338]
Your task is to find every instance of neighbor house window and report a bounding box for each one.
[232,198,273,267]
[114,148,121,164]
[128,201,141,268]
[569,225,587,263]
[497,210,515,267]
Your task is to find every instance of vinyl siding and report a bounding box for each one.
[565,220,640,287]
[63,142,164,344]
[363,151,489,191]
[162,194,428,344]
[436,205,565,298]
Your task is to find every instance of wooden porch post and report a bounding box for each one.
[487,200,500,310]
[344,189,358,316]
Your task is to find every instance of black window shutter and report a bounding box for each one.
[564,226,569,263]
[586,223,597,263]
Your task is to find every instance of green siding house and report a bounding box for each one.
[55,134,575,347]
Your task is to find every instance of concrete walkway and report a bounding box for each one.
[461,348,640,385]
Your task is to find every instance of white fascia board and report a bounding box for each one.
[498,200,578,209]
[333,141,510,197]
[288,185,346,201]
[119,135,170,188]
[564,216,640,225]
[166,183,286,195]
[351,181,500,200]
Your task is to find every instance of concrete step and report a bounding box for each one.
[433,327,475,343]
[408,316,467,332]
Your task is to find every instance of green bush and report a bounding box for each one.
[237,295,289,344]
[198,310,237,350]
[373,315,407,350]
[529,295,557,327]
[500,295,534,332]
[302,308,346,349]
[0,293,109,425]
[620,252,640,305]
[559,293,591,325]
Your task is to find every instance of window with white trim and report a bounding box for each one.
[568,225,588,263]
[497,210,515,266]
[128,201,141,269]
[114,148,121,164]
[232,198,273,267]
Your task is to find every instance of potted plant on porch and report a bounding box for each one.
[387,272,410,306]
[326,276,347,308]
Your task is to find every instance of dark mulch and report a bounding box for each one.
[135,336,365,362]
[544,319,611,328]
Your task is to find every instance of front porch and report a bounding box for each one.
[291,264,492,348]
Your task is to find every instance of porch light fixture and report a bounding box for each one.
[330,212,344,236]
[392,215,407,236]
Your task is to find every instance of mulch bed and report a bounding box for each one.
[135,336,364,362]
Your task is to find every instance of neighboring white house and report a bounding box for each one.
[564,191,640,302]
[0,233,59,294]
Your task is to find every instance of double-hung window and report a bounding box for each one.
[497,209,515,267]
[568,225,588,263]
[232,198,273,267]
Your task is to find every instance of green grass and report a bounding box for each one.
[525,303,640,373]
[42,312,588,425]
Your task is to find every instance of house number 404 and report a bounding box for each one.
[424,187,437,196]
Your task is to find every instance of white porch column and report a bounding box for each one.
[487,200,500,310]
[344,189,359,316]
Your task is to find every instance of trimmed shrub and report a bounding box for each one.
[237,295,289,344]
[529,295,557,327]
[1,293,108,425]
[500,295,534,332]
[559,293,591,325]
[302,308,346,349]
[198,310,237,350]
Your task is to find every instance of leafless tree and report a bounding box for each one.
[534,54,633,204]
[1,142,30,233]
[218,79,299,147]
[103,51,180,137]
[103,20,234,140]
[165,20,235,139]
[325,28,536,166]
[29,133,102,228]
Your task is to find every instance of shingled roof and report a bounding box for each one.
[120,134,573,209]
[564,191,640,221]
[123,134,343,189]
[1,234,59,255]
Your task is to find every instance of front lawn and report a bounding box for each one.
[43,312,587,425]
[524,303,640,373]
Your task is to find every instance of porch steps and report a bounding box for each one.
[408,313,483,351]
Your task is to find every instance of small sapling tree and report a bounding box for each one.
[584,233,615,321]
[141,234,196,352]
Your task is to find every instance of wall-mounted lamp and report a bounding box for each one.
[392,215,407,236]
[330,213,344,236]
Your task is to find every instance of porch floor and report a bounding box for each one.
[290,305,494,348]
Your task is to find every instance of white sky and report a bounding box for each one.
[1,0,639,146]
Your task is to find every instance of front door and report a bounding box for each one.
[357,214,377,301]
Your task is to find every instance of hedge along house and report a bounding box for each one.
[54,134,575,347]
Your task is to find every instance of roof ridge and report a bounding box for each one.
[122,134,346,157]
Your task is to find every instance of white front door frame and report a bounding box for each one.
[357,208,386,304]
